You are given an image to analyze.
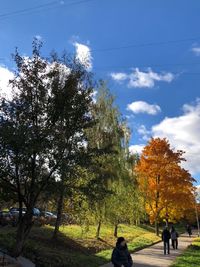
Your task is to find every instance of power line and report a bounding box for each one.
[0,2,199,55]
[0,1,58,18]
[0,0,96,20]
[93,61,200,71]
[1,56,200,75]
[92,36,200,53]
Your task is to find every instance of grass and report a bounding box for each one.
[171,237,200,267]
[0,224,160,267]
[96,232,160,261]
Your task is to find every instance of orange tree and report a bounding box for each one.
[136,138,195,235]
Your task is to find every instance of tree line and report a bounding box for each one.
[0,40,196,256]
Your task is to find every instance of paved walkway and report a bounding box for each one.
[0,250,35,267]
[16,256,35,267]
[100,233,195,267]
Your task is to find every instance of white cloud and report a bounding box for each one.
[0,60,71,101]
[126,114,135,119]
[91,90,97,103]
[191,47,200,56]
[129,144,145,155]
[127,101,161,115]
[138,125,148,135]
[35,35,42,41]
[110,72,128,81]
[111,68,175,88]
[151,99,200,175]
[138,125,151,140]
[0,66,15,100]
[74,42,92,70]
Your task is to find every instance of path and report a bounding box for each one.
[100,233,195,267]
[16,256,35,267]
[0,250,35,267]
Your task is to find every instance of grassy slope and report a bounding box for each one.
[171,238,200,267]
[0,224,160,267]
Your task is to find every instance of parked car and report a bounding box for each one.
[40,211,57,225]
[9,207,26,217]
[9,207,40,216]
[44,211,57,218]
[0,211,13,226]
[33,208,40,216]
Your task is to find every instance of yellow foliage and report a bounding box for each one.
[136,138,195,225]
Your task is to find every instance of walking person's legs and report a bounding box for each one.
[172,239,175,249]
[176,239,178,249]
[124,263,132,267]
[167,240,170,254]
[164,241,167,255]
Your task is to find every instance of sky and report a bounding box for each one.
[0,0,200,183]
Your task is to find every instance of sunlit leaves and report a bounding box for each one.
[136,138,195,225]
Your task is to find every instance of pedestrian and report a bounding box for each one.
[171,226,179,249]
[111,237,133,267]
[162,226,171,255]
[186,224,192,237]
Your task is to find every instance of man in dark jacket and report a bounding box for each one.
[186,224,192,237]
[111,237,133,267]
[162,226,171,255]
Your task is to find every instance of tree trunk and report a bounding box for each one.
[14,208,34,257]
[114,224,118,237]
[96,220,102,239]
[155,175,160,236]
[17,196,23,226]
[52,188,64,240]
[195,203,200,237]
[155,219,159,236]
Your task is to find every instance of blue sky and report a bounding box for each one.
[1,0,200,182]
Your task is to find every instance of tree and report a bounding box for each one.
[0,40,94,256]
[105,152,146,237]
[86,81,129,238]
[136,138,195,235]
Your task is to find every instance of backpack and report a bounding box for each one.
[171,231,178,240]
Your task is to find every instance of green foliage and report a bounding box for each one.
[0,41,147,257]
[0,39,96,254]
[83,82,144,234]
[105,177,146,227]
[47,82,146,238]
[0,40,94,207]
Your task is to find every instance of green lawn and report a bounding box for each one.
[0,224,160,267]
[171,238,200,267]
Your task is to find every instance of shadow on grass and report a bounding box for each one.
[139,224,157,234]
[0,226,108,267]
[0,224,163,267]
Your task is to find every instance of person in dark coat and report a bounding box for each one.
[162,226,171,255]
[111,237,133,267]
[186,224,192,237]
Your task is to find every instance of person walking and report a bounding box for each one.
[186,224,192,237]
[162,226,171,255]
[171,226,179,249]
[111,237,133,267]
